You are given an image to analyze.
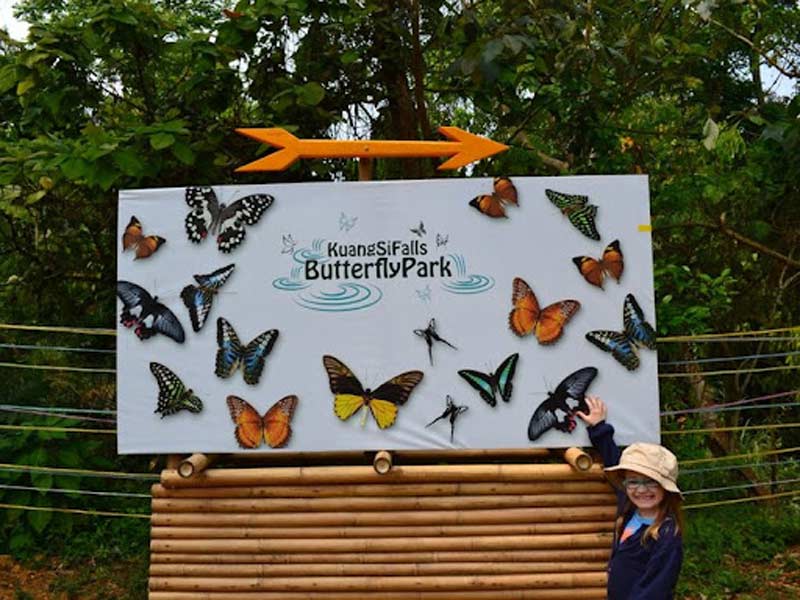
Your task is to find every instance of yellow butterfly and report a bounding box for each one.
[322,355,424,430]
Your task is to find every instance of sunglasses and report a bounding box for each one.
[622,478,661,491]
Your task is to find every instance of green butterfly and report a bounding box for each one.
[545,189,600,241]
[149,362,203,418]
[458,353,519,407]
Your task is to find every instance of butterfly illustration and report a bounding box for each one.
[121,216,165,260]
[281,234,297,254]
[215,317,279,385]
[410,221,427,237]
[436,233,449,248]
[528,367,598,442]
[414,318,457,365]
[339,212,358,232]
[426,395,469,443]
[226,395,298,449]
[180,264,235,332]
[469,177,518,219]
[545,189,600,240]
[508,277,581,345]
[458,353,519,407]
[149,362,203,417]
[184,186,274,253]
[573,240,624,289]
[586,294,656,371]
[322,355,424,430]
[416,285,432,303]
[116,281,185,343]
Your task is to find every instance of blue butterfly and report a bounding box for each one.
[458,353,519,407]
[181,264,235,332]
[585,294,656,371]
[215,317,279,385]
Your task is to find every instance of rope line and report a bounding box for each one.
[659,364,800,378]
[684,477,800,495]
[0,502,150,519]
[659,350,800,366]
[663,423,800,436]
[0,362,115,374]
[0,324,116,336]
[662,391,798,416]
[0,424,115,434]
[0,404,115,415]
[683,457,800,475]
[659,326,800,342]
[0,407,116,424]
[664,402,800,415]
[0,483,150,498]
[0,343,115,354]
[681,446,800,466]
[685,489,800,510]
[0,463,159,480]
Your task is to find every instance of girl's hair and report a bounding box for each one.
[615,491,685,544]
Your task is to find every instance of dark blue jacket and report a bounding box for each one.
[588,421,683,600]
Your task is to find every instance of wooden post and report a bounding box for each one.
[373,450,393,474]
[178,454,215,478]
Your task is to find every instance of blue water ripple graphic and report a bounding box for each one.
[293,283,383,312]
[440,253,495,295]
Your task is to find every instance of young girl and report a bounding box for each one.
[577,395,684,600]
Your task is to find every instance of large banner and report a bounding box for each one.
[116,176,659,454]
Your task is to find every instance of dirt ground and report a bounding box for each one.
[1,550,799,599]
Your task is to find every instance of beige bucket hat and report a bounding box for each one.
[604,443,682,497]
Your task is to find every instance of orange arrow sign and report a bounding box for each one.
[235,126,508,172]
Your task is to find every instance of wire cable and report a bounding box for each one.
[663,423,800,436]
[0,463,159,480]
[0,502,149,519]
[658,364,800,378]
[683,457,800,475]
[0,343,115,355]
[659,326,800,342]
[681,446,800,466]
[684,477,800,495]
[0,424,115,434]
[662,391,798,416]
[659,350,800,366]
[685,489,800,510]
[0,483,150,498]
[0,323,116,336]
[0,404,115,415]
[0,407,116,424]
[0,362,115,374]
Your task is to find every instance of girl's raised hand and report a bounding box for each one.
[576,395,607,427]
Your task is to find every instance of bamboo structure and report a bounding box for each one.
[562,447,593,472]
[178,453,215,478]
[373,450,393,474]
[149,458,615,598]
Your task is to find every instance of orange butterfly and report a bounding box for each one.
[122,216,165,260]
[508,277,580,344]
[572,240,624,289]
[226,395,298,449]
[469,177,518,218]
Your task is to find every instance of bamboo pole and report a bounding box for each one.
[151,480,612,499]
[160,463,604,488]
[150,548,611,565]
[150,505,617,528]
[148,572,607,592]
[166,455,183,470]
[150,521,613,540]
[178,454,216,478]
[562,448,592,472]
[149,561,609,578]
[358,157,374,181]
[150,532,613,554]
[373,450,393,474]
[149,589,607,600]
[151,493,615,513]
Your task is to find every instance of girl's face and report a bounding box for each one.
[623,469,665,515]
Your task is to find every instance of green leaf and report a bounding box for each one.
[113,148,146,177]
[30,472,53,491]
[150,133,175,150]
[17,77,35,96]
[297,82,325,106]
[340,50,359,65]
[171,141,195,165]
[10,530,34,552]
[27,508,52,534]
[25,190,47,205]
[0,65,17,93]
[60,157,89,181]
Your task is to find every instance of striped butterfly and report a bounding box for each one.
[180,264,235,332]
[149,363,203,417]
[545,189,600,240]
[586,294,656,371]
[215,317,279,385]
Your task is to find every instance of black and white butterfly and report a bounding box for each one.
[150,362,203,418]
[426,395,469,442]
[410,221,426,237]
[414,318,457,365]
[215,317,279,385]
[436,233,448,248]
[528,366,598,442]
[180,264,235,332]
[586,294,657,371]
[116,281,185,343]
[281,234,297,254]
[339,212,357,232]
[458,353,519,407]
[184,186,274,253]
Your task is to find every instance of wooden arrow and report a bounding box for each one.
[235,126,508,172]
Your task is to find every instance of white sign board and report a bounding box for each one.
[117,176,659,454]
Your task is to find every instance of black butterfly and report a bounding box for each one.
[527,366,598,442]
[116,281,185,343]
[413,318,457,365]
[215,317,279,385]
[426,395,469,442]
[410,221,426,237]
[185,186,274,253]
[150,362,203,418]
[458,353,519,407]
[181,264,235,332]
